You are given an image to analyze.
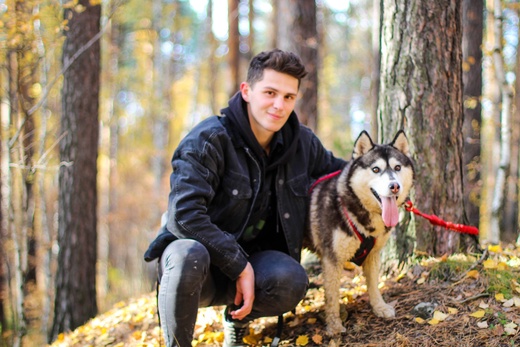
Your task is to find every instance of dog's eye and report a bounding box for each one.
[395,165,401,172]
[372,167,380,173]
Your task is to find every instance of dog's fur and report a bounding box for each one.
[308,130,414,336]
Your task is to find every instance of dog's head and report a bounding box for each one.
[349,130,414,227]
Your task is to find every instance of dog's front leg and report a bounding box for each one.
[362,251,395,318]
[322,257,347,336]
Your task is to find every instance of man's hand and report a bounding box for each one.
[229,262,255,320]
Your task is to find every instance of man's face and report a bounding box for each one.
[240,69,299,148]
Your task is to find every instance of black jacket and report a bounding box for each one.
[144,93,346,280]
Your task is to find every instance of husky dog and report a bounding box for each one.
[308,130,414,336]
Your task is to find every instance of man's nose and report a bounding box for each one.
[273,96,285,109]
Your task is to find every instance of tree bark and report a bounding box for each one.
[228,0,240,96]
[502,7,520,243]
[50,0,100,341]
[489,0,512,245]
[275,0,318,130]
[379,0,465,256]
[462,0,483,231]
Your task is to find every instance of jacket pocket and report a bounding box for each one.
[209,170,252,233]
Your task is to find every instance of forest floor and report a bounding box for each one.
[48,245,520,347]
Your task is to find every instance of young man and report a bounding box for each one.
[144,49,345,347]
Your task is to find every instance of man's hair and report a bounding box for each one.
[246,49,307,88]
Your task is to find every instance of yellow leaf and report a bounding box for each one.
[495,293,506,302]
[415,317,426,324]
[307,317,317,324]
[488,244,503,253]
[448,307,459,314]
[296,335,309,346]
[243,331,262,345]
[466,270,479,279]
[417,277,426,284]
[433,311,448,321]
[132,331,142,340]
[57,333,65,342]
[497,262,509,270]
[312,334,323,344]
[469,310,486,318]
[483,259,497,269]
[428,318,440,325]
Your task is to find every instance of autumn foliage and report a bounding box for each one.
[48,244,520,346]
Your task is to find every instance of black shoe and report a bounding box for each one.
[222,308,249,347]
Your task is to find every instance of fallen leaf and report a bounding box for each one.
[466,270,479,279]
[479,301,489,309]
[514,296,520,307]
[296,335,309,346]
[504,322,518,336]
[483,259,497,269]
[243,331,262,345]
[488,244,503,253]
[469,310,486,318]
[503,298,514,308]
[433,311,448,321]
[415,317,426,324]
[312,334,323,345]
[428,318,440,325]
[495,293,506,302]
[477,321,489,329]
[307,318,317,324]
[448,307,459,314]
[497,262,509,270]
[417,277,426,284]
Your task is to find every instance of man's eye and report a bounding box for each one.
[372,167,380,173]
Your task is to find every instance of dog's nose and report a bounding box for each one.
[389,182,400,194]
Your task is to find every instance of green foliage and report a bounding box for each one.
[485,269,518,299]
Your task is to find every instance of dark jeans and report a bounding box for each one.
[158,239,309,347]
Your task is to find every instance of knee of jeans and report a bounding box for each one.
[160,239,210,284]
[260,261,308,308]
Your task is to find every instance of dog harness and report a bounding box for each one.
[310,170,376,266]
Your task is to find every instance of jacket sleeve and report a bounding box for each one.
[166,130,249,281]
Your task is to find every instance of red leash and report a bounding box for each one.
[404,200,479,236]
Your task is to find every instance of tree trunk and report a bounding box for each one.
[462,0,483,232]
[275,0,318,130]
[228,0,240,96]
[489,0,512,245]
[371,0,382,141]
[50,0,100,341]
[379,0,465,256]
[502,7,520,243]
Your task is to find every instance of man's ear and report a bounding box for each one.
[352,131,374,159]
[240,82,250,102]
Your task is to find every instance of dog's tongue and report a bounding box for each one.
[382,197,399,227]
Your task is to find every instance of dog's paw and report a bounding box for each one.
[372,303,395,318]
[325,320,346,337]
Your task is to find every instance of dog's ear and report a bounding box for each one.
[352,131,374,159]
[391,130,411,157]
